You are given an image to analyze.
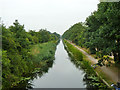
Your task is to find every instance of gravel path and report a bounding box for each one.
[68,40,119,83]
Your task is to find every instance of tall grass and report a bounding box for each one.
[63,39,108,89]
[31,41,56,67]
[63,40,83,61]
[10,41,57,88]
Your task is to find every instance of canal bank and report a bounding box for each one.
[12,39,109,89]
[63,40,108,89]
[67,39,118,86]
[30,40,86,88]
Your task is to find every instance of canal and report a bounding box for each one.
[30,40,86,88]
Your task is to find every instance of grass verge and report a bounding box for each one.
[63,39,108,89]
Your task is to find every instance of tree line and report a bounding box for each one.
[1,20,60,89]
[62,2,120,63]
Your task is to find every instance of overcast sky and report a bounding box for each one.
[1,0,99,35]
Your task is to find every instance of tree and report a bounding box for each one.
[63,2,120,63]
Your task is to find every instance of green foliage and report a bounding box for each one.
[63,40,107,89]
[85,2,120,62]
[31,42,56,67]
[2,20,60,89]
[63,40,83,61]
[28,29,60,44]
[62,22,86,46]
[62,2,120,63]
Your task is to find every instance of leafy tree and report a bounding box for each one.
[62,2,120,63]
[2,20,60,89]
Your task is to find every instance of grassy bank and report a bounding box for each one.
[68,41,118,86]
[30,41,57,68]
[3,41,57,89]
[63,39,108,89]
[2,20,60,89]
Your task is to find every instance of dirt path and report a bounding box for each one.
[67,40,119,84]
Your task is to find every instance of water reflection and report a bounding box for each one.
[12,40,107,89]
[30,40,86,88]
[63,41,108,89]
[12,59,54,89]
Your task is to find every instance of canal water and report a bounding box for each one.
[30,40,86,88]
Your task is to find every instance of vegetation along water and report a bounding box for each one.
[63,40,108,89]
[2,20,60,89]
[1,2,120,90]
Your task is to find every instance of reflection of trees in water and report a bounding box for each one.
[64,45,108,89]
[14,41,59,89]
[11,60,54,89]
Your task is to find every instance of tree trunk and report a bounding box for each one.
[113,51,117,62]
[117,39,120,63]
[118,52,120,63]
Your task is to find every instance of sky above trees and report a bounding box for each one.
[1,0,99,35]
